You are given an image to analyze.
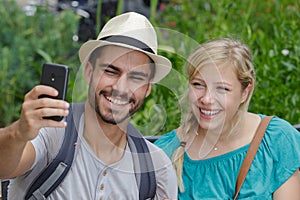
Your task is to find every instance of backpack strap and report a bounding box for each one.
[25,103,84,200]
[1,179,9,200]
[127,123,157,200]
[24,103,156,200]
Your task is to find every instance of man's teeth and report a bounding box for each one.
[106,96,128,105]
[201,109,219,115]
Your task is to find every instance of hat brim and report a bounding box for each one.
[79,40,172,83]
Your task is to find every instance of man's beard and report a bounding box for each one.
[89,89,145,125]
[95,100,129,125]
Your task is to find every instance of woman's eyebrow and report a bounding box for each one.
[215,81,233,87]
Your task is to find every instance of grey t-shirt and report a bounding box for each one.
[8,114,177,199]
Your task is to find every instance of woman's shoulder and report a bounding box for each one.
[260,114,300,158]
[155,129,178,144]
[261,114,299,136]
[257,114,300,190]
[154,129,180,159]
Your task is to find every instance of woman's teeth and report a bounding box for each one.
[201,109,219,116]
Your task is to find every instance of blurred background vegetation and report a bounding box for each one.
[0,0,299,135]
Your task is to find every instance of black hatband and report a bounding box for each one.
[99,35,155,54]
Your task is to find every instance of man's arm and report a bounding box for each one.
[155,161,178,200]
[0,85,69,178]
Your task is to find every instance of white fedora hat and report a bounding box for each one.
[78,12,172,83]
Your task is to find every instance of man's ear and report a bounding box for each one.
[145,83,152,98]
[84,61,93,84]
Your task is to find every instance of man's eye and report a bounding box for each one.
[130,76,147,82]
[104,69,117,75]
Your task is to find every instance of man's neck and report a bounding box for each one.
[83,102,128,165]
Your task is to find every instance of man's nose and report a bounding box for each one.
[112,74,130,94]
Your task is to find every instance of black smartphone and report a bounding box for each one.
[40,63,70,121]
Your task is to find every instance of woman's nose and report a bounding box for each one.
[200,89,214,104]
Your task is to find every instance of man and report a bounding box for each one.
[0,12,177,199]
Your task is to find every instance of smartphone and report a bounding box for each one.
[40,63,70,121]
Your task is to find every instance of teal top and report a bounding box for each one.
[154,115,300,199]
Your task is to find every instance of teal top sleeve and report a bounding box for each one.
[263,116,300,191]
[154,130,180,159]
[154,115,300,199]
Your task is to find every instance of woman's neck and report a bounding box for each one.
[186,112,260,159]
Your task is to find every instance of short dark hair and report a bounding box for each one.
[88,46,104,67]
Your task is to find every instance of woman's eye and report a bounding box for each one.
[192,82,205,88]
[217,86,230,92]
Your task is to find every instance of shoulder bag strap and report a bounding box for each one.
[233,116,274,200]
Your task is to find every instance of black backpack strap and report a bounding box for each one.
[25,103,84,200]
[127,123,157,200]
[23,102,155,199]
[1,179,9,200]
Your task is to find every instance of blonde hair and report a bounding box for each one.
[173,38,256,192]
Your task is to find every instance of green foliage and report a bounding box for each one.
[137,0,300,135]
[0,1,81,126]
[0,0,299,135]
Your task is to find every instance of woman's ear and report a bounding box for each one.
[241,83,253,103]
[84,61,93,84]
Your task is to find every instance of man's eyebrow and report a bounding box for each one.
[99,63,149,77]
[98,63,120,71]
[129,70,149,78]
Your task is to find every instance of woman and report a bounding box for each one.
[155,38,300,199]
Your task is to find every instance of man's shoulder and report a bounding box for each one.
[144,138,178,198]
[144,139,173,169]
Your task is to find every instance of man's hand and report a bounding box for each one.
[0,85,70,178]
[16,85,69,142]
